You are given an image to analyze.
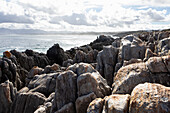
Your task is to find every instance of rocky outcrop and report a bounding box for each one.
[27,66,44,79]
[0,80,17,113]
[156,37,170,56]
[34,102,52,113]
[11,92,46,113]
[112,56,170,94]
[87,98,104,113]
[10,50,50,71]
[102,94,130,113]
[76,92,97,113]
[51,70,77,112]
[96,45,118,86]
[54,103,75,113]
[44,63,60,73]
[129,83,170,113]
[28,73,58,96]
[47,44,68,65]
[77,72,111,98]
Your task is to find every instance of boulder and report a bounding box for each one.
[44,63,60,73]
[54,103,75,113]
[118,35,146,63]
[76,92,97,113]
[87,98,104,113]
[47,44,68,65]
[77,72,111,98]
[144,48,156,61]
[73,50,86,63]
[62,59,73,67]
[66,63,96,76]
[51,70,77,112]
[129,83,170,113]
[123,58,142,66]
[11,92,46,113]
[85,50,98,63]
[112,58,170,94]
[0,80,17,113]
[157,37,170,56]
[96,45,118,86]
[27,66,44,79]
[28,73,58,96]
[34,102,52,113]
[102,94,130,113]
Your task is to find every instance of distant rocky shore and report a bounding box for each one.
[0,29,170,113]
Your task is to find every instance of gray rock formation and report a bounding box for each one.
[87,98,104,113]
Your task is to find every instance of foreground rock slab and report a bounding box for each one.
[129,83,170,113]
[87,98,104,113]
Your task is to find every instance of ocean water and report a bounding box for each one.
[0,34,98,56]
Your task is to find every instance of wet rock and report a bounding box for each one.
[11,92,46,113]
[102,94,130,113]
[87,98,104,113]
[0,80,17,113]
[77,72,111,98]
[54,103,75,113]
[47,44,68,65]
[129,83,170,113]
[112,58,170,94]
[27,66,44,79]
[96,45,118,86]
[28,73,58,96]
[44,63,60,73]
[118,35,146,63]
[51,70,77,112]
[76,92,97,113]
[67,63,96,76]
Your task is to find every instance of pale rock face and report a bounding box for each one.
[112,56,170,94]
[129,83,170,113]
[87,98,104,113]
[54,103,75,113]
[66,63,96,76]
[0,80,17,113]
[76,92,97,113]
[11,92,46,113]
[102,94,130,113]
[34,102,52,113]
[77,72,111,98]
[96,45,118,86]
[51,70,77,112]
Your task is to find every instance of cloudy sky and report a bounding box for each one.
[0,0,170,32]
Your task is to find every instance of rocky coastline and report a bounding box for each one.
[0,29,170,113]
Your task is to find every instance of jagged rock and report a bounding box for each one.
[76,92,97,113]
[157,37,170,56]
[28,73,58,96]
[0,80,17,113]
[112,38,121,48]
[146,56,169,73]
[51,70,77,112]
[158,31,170,40]
[62,59,73,67]
[73,50,86,63]
[118,35,146,63]
[11,49,50,71]
[87,98,104,113]
[44,63,60,73]
[27,66,44,79]
[123,58,142,66]
[129,83,170,113]
[11,92,46,113]
[85,50,98,63]
[89,35,115,51]
[112,56,170,94]
[34,102,52,113]
[66,63,96,76]
[144,48,156,61]
[102,94,130,113]
[47,44,68,65]
[54,103,75,113]
[96,45,118,86]
[77,72,111,98]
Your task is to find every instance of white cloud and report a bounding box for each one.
[0,0,169,32]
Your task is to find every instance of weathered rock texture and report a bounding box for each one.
[54,103,75,113]
[112,56,170,94]
[87,98,104,113]
[0,80,17,113]
[102,94,130,113]
[51,70,77,112]
[129,83,170,113]
[77,72,111,98]
[11,92,46,113]
[96,45,118,86]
